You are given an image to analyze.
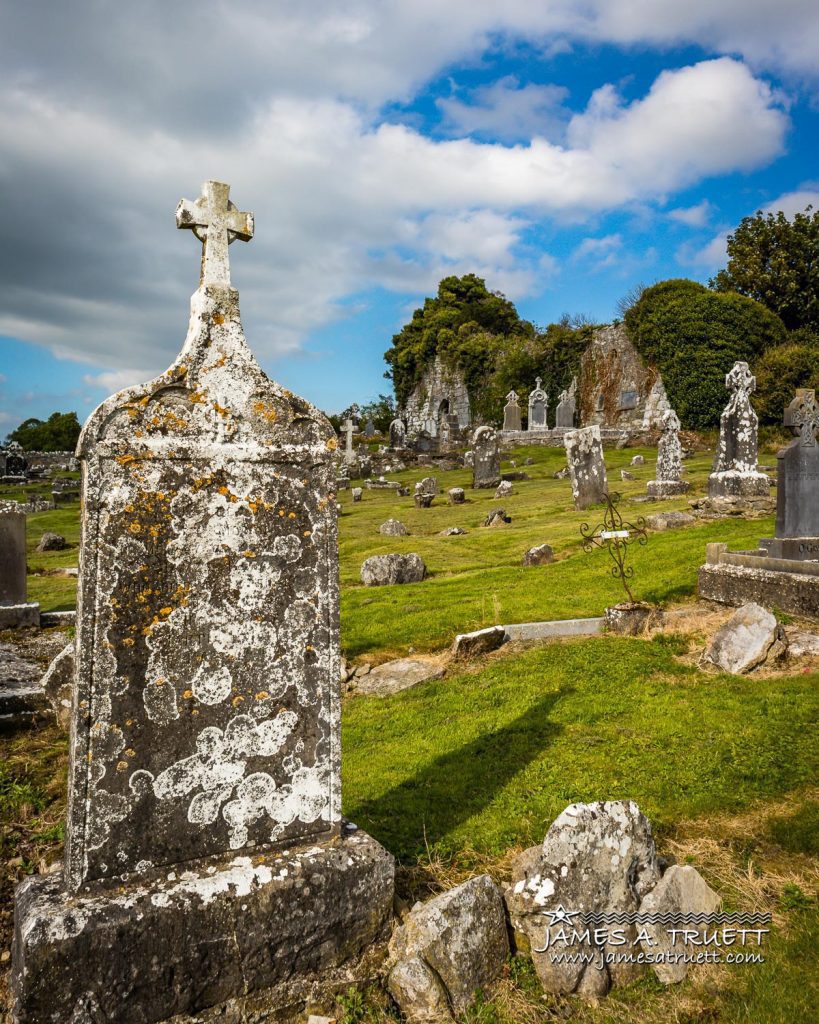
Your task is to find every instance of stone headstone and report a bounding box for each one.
[563,426,608,509]
[767,389,819,557]
[472,426,501,489]
[448,487,465,505]
[708,362,770,498]
[364,417,375,437]
[647,409,690,498]
[12,180,393,1024]
[352,486,363,502]
[342,417,355,464]
[503,390,522,432]
[0,502,39,629]
[528,377,548,431]
[416,476,438,495]
[360,553,426,586]
[555,388,575,429]
[389,417,406,449]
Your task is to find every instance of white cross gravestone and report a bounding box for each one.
[343,417,356,463]
[708,361,770,498]
[12,181,394,1024]
[503,390,522,432]
[647,408,690,498]
[528,377,548,431]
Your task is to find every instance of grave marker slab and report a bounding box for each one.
[472,426,501,489]
[555,388,575,429]
[647,409,689,498]
[0,502,40,629]
[12,180,393,1024]
[708,362,769,498]
[503,390,522,432]
[528,377,548,431]
[564,426,608,509]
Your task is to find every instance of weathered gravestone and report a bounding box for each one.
[364,417,375,437]
[708,362,769,498]
[0,502,40,629]
[647,409,689,498]
[503,391,522,432]
[564,426,608,509]
[389,417,406,449]
[528,377,548,431]
[555,388,575,429]
[3,441,29,481]
[342,417,356,464]
[472,426,501,489]
[12,181,394,1024]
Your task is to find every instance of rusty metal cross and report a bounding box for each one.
[176,180,254,288]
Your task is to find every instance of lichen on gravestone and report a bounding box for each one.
[65,181,341,890]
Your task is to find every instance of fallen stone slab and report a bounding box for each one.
[495,480,514,498]
[638,865,721,984]
[522,544,553,566]
[645,510,695,531]
[452,626,506,660]
[786,628,819,658]
[439,527,468,537]
[503,618,605,641]
[387,875,509,1020]
[483,508,511,528]
[703,602,786,673]
[353,658,445,696]
[379,519,410,536]
[361,553,427,586]
[36,532,67,552]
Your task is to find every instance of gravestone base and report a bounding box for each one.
[0,602,40,630]
[708,470,770,498]
[646,480,690,499]
[763,537,819,561]
[12,827,395,1024]
[698,547,819,620]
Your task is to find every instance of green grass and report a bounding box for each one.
[342,636,817,863]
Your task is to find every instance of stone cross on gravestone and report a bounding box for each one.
[176,180,254,287]
[343,417,355,461]
[647,408,689,498]
[709,360,769,498]
[13,181,394,1023]
[785,388,819,447]
[503,390,522,432]
[528,376,548,431]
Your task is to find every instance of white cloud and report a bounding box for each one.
[437,76,570,143]
[679,232,729,268]
[82,370,146,395]
[762,188,819,216]
[572,234,622,269]
[668,199,713,227]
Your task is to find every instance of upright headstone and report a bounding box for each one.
[555,388,576,429]
[472,426,501,489]
[389,417,406,449]
[364,417,375,437]
[564,426,608,509]
[12,181,393,1024]
[708,362,770,498]
[503,391,522,432]
[3,441,28,481]
[342,417,356,464]
[647,409,690,498]
[528,377,548,431]
[766,389,819,558]
[0,502,40,629]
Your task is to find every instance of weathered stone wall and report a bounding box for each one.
[403,355,471,438]
[579,324,668,430]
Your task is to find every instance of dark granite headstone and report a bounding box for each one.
[767,389,819,558]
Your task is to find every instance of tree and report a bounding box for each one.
[383,274,532,410]
[753,333,819,425]
[624,279,786,429]
[6,411,82,451]
[358,394,396,434]
[711,206,819,332]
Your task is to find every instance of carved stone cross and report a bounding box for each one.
[506,390,519,404]
[786,388,819,447]
[176,180,254,287]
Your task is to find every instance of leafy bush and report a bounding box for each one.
[7,411,81,451]
[753,334,819,425]
[624,279,786,428]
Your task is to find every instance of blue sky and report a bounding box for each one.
[1,1,818,433]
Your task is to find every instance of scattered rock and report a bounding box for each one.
[483,508,511,528]
[703,602,787,674]
[495,480,514,498]
[620,470,635,481]
[415,476,438,495]
[0,644,49,730]
[353,658,444,696]
[452,626,506,660]
[360,553,427,587]
[523,457,535,466]
[41,643,75,732]
[387,875,509,1020]
[447,487,465,505]
[523,544,554,567]
[351,487,363,502]
[379,519,410,537]
[638,866,721,984]
[631,455,645,466]
[414,493,434,509]
[786,628,819,658]
[36,532,67,552]
[553,468,569,480]
[645,510,695,531]
[505,801,661,998]
[397,486,410,497]
[502,471,530,482]
[604,602,660,636]
[439,527,468,537]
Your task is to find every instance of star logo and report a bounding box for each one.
[542,905,580,926]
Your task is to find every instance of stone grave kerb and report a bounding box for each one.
[66,180,341,892]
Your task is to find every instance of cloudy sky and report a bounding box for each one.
[1,1,818,431]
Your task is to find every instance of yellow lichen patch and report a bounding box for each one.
[116,454,137,466]
[122,637,135,647]
[128,522,142,534]
[212,313,225,325]
[255,691,269,700]
[176,364,188,377]
[243,550,256,558]
[303,530,312,538]
[326,436,338,451]
[212,401,231,418]
[191,709,200,716]
[182,689,193,699]
[87,752,93,763]
[232,696,244,707]
[288,512,296,519]
[154,677,166,686]
[159,607,173,617]
[125,748,136,758]
[252,400,278,424]
[116,761,128,773]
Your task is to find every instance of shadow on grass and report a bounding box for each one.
[346,687,571,861]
